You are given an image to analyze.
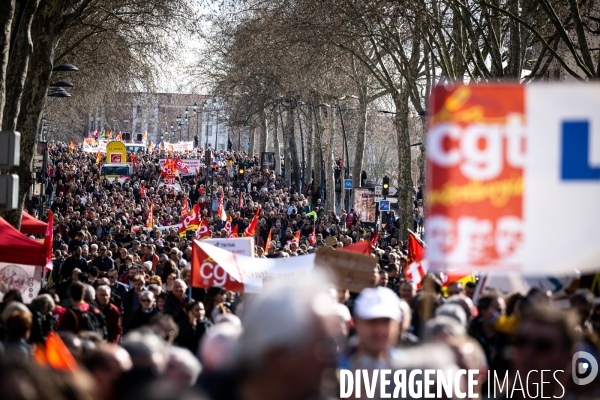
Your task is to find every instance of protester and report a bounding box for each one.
[4,139,599,400]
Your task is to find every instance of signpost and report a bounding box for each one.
[379,199,390,212]
[374,185,382,196]
[344,179,352,190]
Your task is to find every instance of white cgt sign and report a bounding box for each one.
[426,84,600,275]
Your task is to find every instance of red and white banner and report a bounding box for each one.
[191,241,314,293]
[427,84,600,275]
[159,159,201,176]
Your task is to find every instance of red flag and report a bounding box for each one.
[244,206,260,237]
[239,193,244,209]
[195,218,211,239]
[181,196,189,216]
[405,230,427,289]
[341,240,372,255]
[407,230,425,264]
[179,203,200,237]
[146,204,154,228]
[44,210,53,265]
[174,158,190,174]
[229,225,238,238]
[265,228,272,250]
[370,231,379,248]
[140,184,146,196]
[44,331,78,372]
[131,152,136,173]
[309,224,316,245]
[217,196,227,221]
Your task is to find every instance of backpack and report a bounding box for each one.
[68,304,107,339]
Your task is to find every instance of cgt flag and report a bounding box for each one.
[195,218,211,240]
[178,203,200,237]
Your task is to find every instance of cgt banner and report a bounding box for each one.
[159,159,202,176]
[191,240,314,293]
[426,84,600,275]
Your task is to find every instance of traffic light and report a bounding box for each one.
[238,164,245,181]
[194,135,199,148]
[382,176,389,196]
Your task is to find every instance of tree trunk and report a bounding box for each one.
[272,106,281,176]
[0,0,16,125]
[259,107,268,153]
[314,103,325,201]
[393,89,413,242]
[325,107,336,212]
[287,105,300,189]
[351,85,368,206]
[306,105,314,188]
[279,105,291,187]
[1,0,64,229]
[249,126,256,156]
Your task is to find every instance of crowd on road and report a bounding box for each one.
[1,140,599,400]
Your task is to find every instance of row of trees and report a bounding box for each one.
[197,0,600,240]
[0,0,198,228]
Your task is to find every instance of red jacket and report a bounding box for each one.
[101,303,122,343]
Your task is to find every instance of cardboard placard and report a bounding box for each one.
[315,247,377,292]
[325,236,338,247]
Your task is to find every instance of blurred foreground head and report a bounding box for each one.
[235,273,336,400]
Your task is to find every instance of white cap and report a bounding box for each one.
[354,286,402,321]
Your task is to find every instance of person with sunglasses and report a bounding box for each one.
[128,290,159,331]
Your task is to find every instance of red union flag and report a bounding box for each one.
[174,158,190,174]
[427,85,525,273]
[178,203,199,237]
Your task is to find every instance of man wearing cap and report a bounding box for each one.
[341,286,403,384]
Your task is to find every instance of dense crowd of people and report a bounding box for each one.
[1,140,599,400]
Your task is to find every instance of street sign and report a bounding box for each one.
[374,196,383,203]
[344,179,352,190]
[247,141,251,148]
[379,200,390,212]
[374,185,382,195]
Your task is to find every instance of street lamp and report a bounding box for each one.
[193,101,199,148]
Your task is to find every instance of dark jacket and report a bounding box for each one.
[110,281,128,299]
[128,307,158,331]
[92,255,115,272]
[122,289,142,330]
[164,293,188,323]
[175,317,212,353]
[60,255,89,279]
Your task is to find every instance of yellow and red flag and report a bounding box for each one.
[195,218,211,239]
[265,228,272,250]
[229,224,238,238]
[68,141,75,153]
[146,204,154,228]
[178,203,200,237]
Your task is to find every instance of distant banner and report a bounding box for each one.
[82,142,107,153]
[261,152,275,172]
[164,141,194,153]
[353,189,376,223]
[159,159,201,176]
[0,262,42,304]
